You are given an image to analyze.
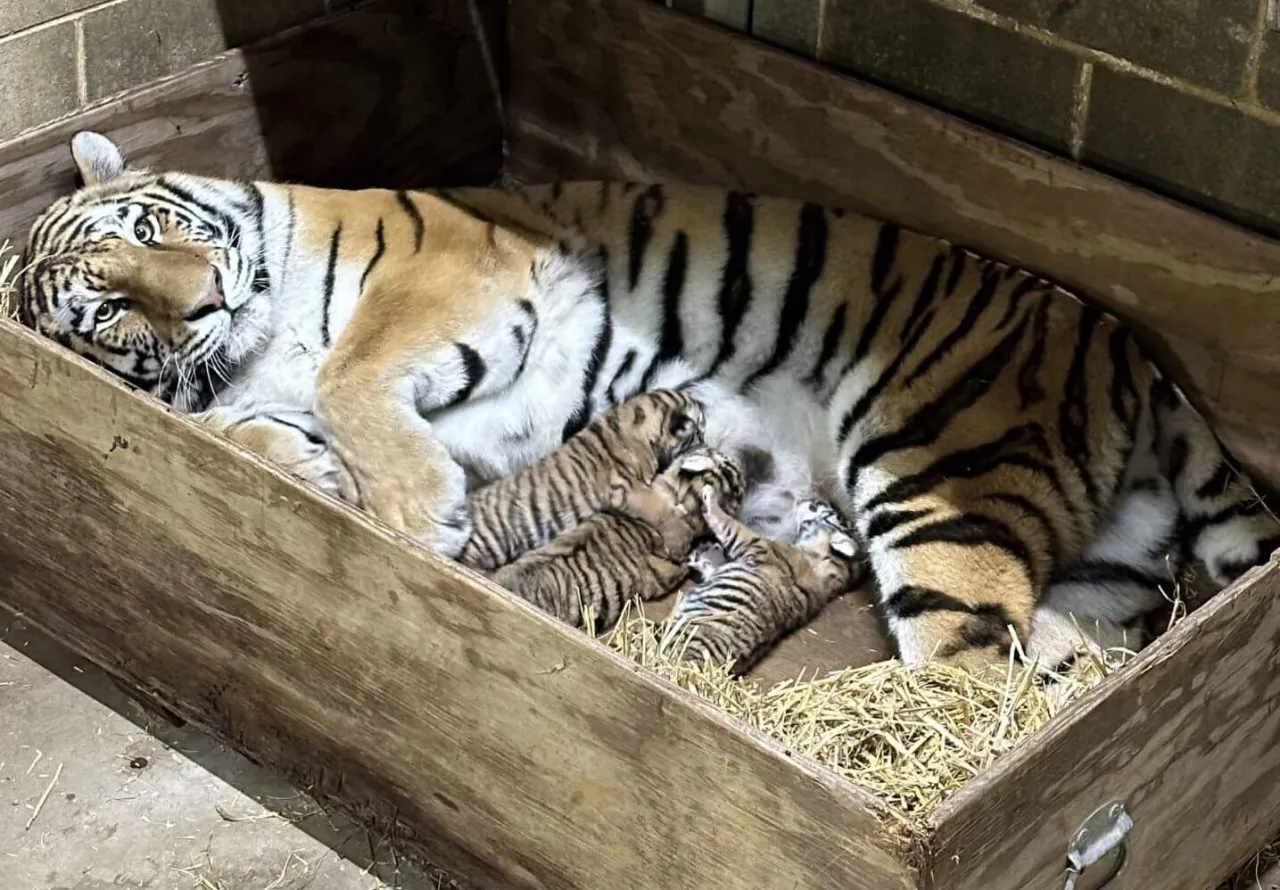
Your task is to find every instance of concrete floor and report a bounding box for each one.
[0,613,460,890]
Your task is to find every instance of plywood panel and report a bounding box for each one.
[505,0,1280,492]
[926,559,1280,890]
[0,315,912,890]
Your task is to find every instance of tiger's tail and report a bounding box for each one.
[1153,374,1280,587]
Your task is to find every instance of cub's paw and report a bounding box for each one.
[686,540,727,580]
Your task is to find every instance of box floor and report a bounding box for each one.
[0,615,460,890]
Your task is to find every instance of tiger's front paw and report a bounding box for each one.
[357,451,473,559]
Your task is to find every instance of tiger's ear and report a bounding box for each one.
[71,131,127,186]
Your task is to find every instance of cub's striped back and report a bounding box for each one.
[493,446,747,632]
[458,388,703,572]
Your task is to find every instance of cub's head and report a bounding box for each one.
[17,131,272,409]
[662,446,746,517]
[607,388,705,467]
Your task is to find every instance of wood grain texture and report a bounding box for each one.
[505,0,1280,492]
[926,560,1280,890]
[0,316,912,890]
[0,0,502,250]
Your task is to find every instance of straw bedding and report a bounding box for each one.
[599,596,1168,835]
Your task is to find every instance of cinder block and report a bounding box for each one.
[978,0,1257,94]
[1085,65,1280,236]
[0,24,79,141]
[822,0,1083,154]
[752,0,821,55]
[670,0,750,31]
[0,0,99,40]
[82,0,327,102]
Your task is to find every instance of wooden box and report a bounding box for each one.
[2,1,1279,888]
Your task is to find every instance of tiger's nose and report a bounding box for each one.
[185,266,225,320]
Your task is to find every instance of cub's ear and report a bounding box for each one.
[71,131,127,186]
[830,532,858,559]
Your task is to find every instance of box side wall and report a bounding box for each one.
[927,561,1280,890]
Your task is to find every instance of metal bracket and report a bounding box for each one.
[1062,800,1133,890]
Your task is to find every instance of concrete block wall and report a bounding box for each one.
[0,0,351,142]
[663,0,1280,237]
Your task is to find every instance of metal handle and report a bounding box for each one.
[1062,800,1133,890]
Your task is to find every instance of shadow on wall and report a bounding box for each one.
[207,0,509,190]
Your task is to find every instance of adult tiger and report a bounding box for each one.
[17,130,1279,674]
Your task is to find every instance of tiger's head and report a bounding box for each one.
[18,131,272,410]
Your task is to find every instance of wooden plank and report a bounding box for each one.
[0,316,913,890]
[925,560,1280,890]
[504,0,1280,493]
[0,0,503,250]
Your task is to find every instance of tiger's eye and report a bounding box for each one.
[95,301,124,324]
[133,217,156,243]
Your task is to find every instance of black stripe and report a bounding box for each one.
[746,203,827,386]
[836,307,932,444]
[849,223,904,366]
[451,343,486,405]
[627,185,665,291]
[360,218,387,293]
[1060,306,1101,505]
[607,349,638,404]
[884,585,975,620]
[708,191,755,376]
[563,309,614,441]
[945,248,967,296]
[865,508,931,540]
[898,254,945,345]
[1109,326,1137,429]
[994,276,1046,331]
[320,223,342,347]
[905,261,1003,385]
[1183,497,1270,541]
[982,492,1064,568]
[658,232,688,363]
[1017,294,1050,409]
[871,222,901,296]
[946,604,1014,653]
[269,415,326,447]
[847,311,1031,474]
[891,513,1035,579]
[804,303,848,391]
[864,424,1050,512]
[158,179,226,227]
[1195,462,1235,501]
[396,191,425,252]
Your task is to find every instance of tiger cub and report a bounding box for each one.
[458,388,703,571]
[492,447,746,632]
[665,490,868,675]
